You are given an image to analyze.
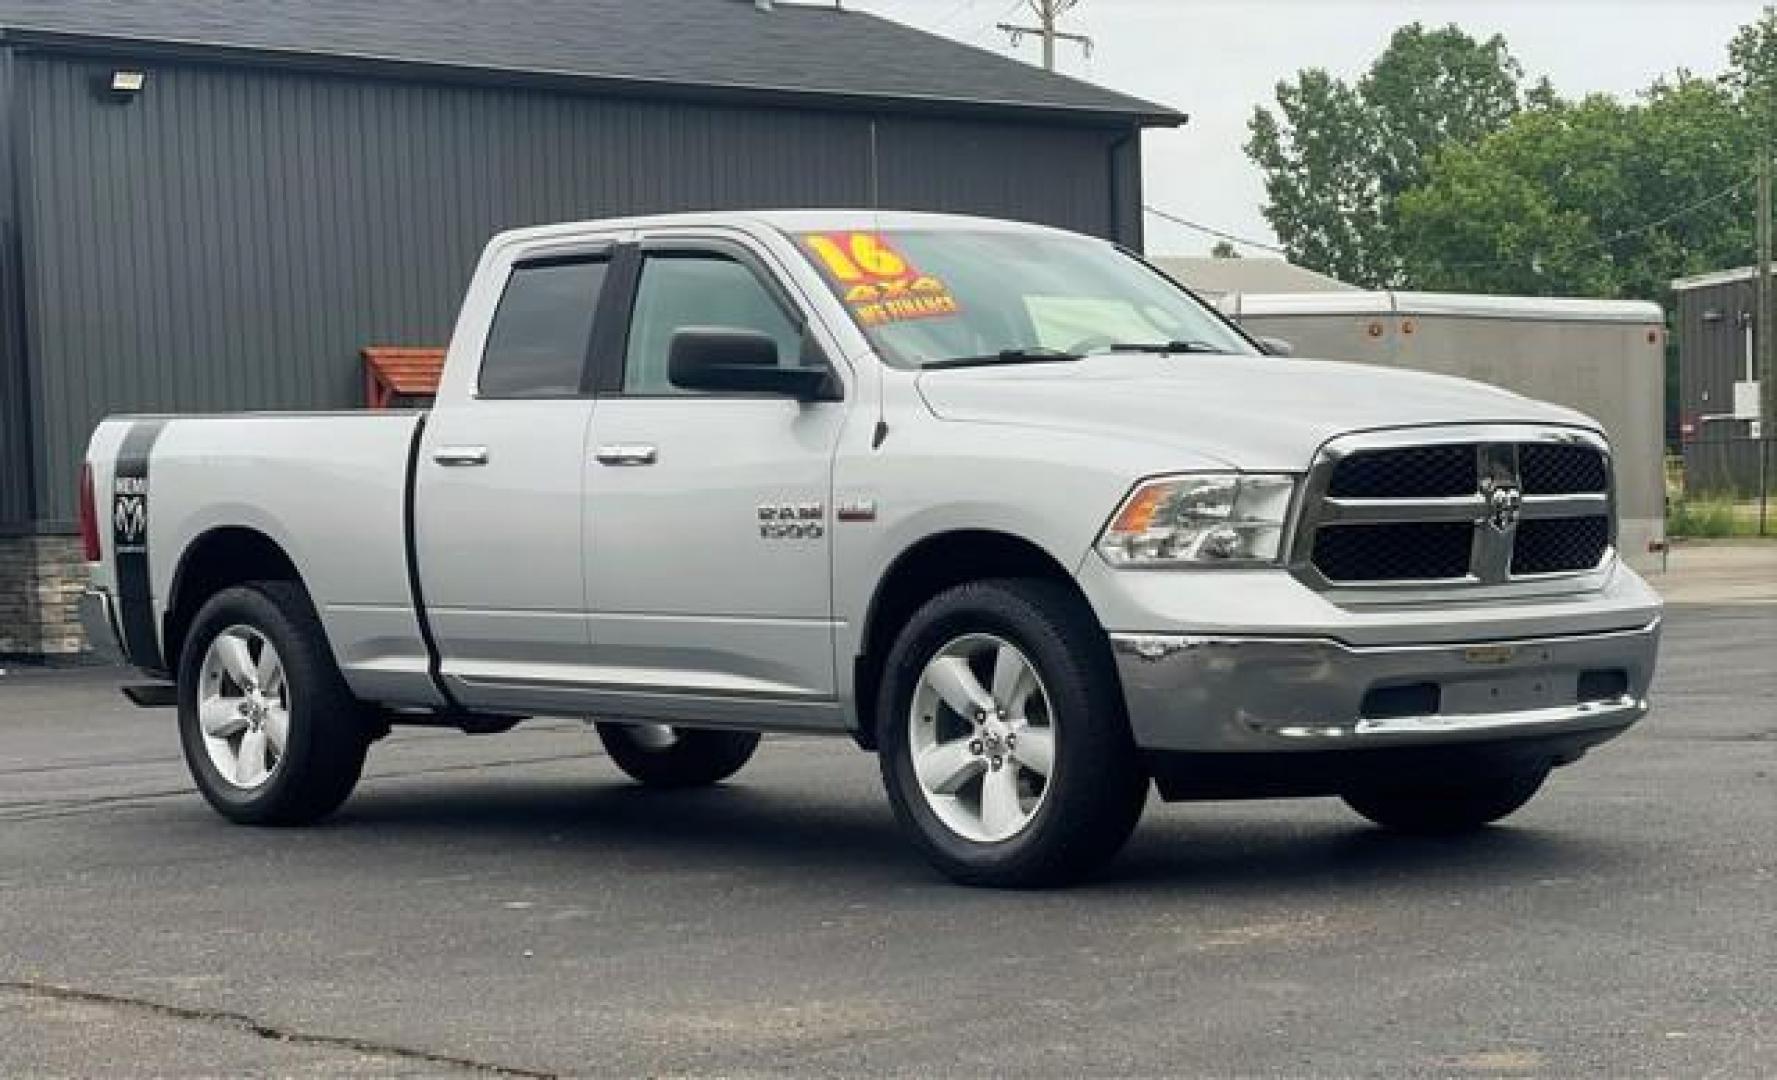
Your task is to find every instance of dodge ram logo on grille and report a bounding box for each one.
[1482,479,1523,534]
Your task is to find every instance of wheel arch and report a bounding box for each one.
[163,526,306,676]
[852,528,1108,749]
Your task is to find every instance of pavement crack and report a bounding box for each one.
[0,980,556,1078]
[0,752,606,822]
[0,755,186,778]
[0,789,198,821]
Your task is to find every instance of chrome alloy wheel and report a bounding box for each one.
[908,633,1056,843]
[627,724,679,751]
[197,625,290,790]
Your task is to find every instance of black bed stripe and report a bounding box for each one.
[112,420,167,672]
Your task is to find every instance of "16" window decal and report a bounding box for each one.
[801,232,962,327]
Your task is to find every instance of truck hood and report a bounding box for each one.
[914,353,1597,471]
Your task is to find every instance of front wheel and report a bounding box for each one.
[877,578,1149,888]
[1341,765,1551,834]
[595,723,760,788]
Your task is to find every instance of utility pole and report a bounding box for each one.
[998,0,1092,71]
[1763,72,1777,444]
[1764,149,1777,440]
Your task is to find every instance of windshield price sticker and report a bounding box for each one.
[801,232,962,326]
[848,277,960,327]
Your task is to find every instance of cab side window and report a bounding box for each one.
[622,253,802,395]
[479,258,608,398]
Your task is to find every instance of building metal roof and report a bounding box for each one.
[1152,256,1357,299]
[1670,266,1763,292]
[0,0,1184,125]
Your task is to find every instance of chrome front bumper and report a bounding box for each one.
[1112,620,1660,753]
[78,587,126,665]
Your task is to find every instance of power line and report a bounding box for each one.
[1142,204,1288,255]
[928,0,983,32]
[855,0,1014,43]
[1438,176,1755,271]
[964,0,1027,45]
[1147,175,1754,270]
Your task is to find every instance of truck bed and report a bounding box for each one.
[86,410,440,707]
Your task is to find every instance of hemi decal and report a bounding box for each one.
[113,420,167,672]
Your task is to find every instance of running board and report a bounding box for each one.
[121,683,178,708]
[379,707,528,735]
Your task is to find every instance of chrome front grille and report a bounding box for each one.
[1519,442,1610,494]
[1325,444,1475,499]
[1512,515,1612,576]
[1312,521,1474,583]
[1294,429,1614,587]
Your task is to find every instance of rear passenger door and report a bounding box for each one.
[415,246,617,706]
[579,236,850,727]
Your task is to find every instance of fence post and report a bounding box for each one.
[1764,437,1772,538]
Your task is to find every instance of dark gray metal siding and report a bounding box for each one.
[1675,278,1756,438]
[0,47,33,527]
[872,116,1121,238]
[1106,130,1145,253]
[19,51,1134,524]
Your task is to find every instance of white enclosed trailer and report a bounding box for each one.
[1220,291,1667,572]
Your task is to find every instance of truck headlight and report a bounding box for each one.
[1097,474,1297,567]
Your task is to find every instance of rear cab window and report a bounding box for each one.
[478,257,610,398]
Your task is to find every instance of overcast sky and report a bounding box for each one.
[850,0,1774,256]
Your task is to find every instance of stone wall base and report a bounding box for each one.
[0,535,91,659]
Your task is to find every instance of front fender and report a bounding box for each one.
[829,408,1232,709]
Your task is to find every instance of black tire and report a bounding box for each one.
[1342,765,1551,834]
[176,581,372,826]
[876,578,1149,888]
[595,723,761,788]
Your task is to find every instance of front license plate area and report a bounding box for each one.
[1442,672,1575,715]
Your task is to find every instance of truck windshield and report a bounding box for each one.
[793,228,1256,369]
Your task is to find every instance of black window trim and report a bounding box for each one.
[593,236,840,400]
[473,242,618,401]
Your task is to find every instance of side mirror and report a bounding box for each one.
[668,328,838,400]
[1256,335,1295,358]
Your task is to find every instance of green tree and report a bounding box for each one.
[1246,70,1382,283]
[1246,23,1524,286]
[1396,78,1755,299]
[1364,24,1525,201]
[1726,4,1777,132]
[1209,240,1242,259]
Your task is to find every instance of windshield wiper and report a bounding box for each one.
[921,347,1083,370]
[1097,340,1233,355]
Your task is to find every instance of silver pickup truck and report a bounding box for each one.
[81,211,1662,887]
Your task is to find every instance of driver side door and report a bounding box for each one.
[579,236,851,730]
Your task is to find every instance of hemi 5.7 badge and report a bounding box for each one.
[113,475,149,554]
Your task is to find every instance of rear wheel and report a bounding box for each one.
[1342,765,1551,834]
[176,581,372,825]
[595,723,760,788]
[877,578,1148,888]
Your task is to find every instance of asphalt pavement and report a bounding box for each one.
[1,599,1772,1077]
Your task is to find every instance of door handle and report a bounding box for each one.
[594,444,658,467]
[432,445,490,467]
